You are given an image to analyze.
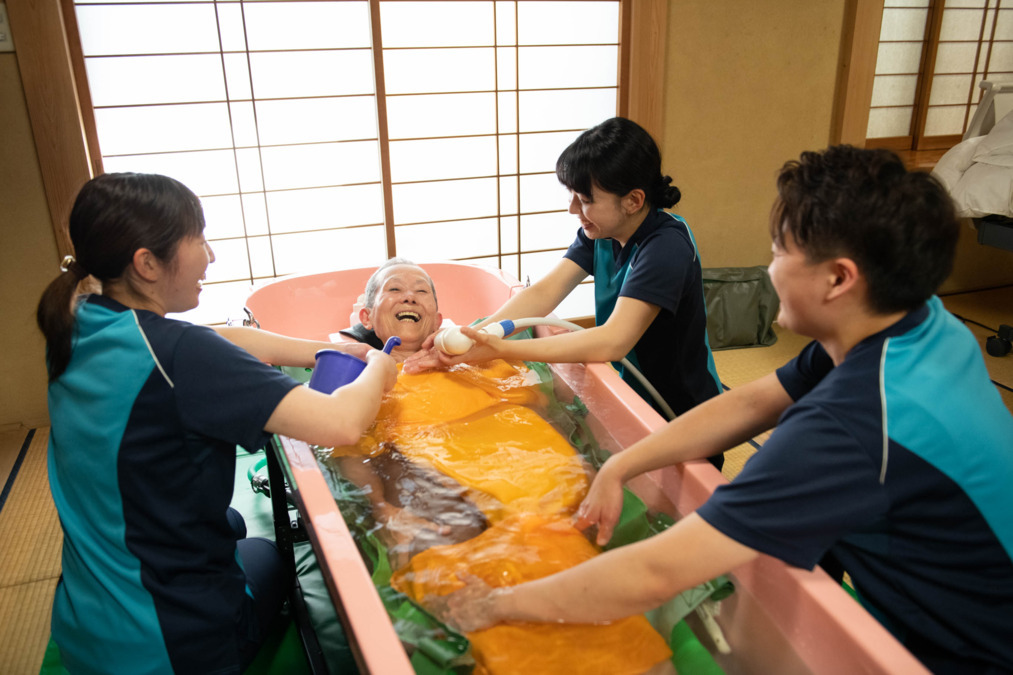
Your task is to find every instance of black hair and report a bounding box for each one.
[36,173,206,380]
[555,117,681,208]
[771,145,959,314]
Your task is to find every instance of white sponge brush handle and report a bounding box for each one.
[434,326,475,355]
[434,320,512,355]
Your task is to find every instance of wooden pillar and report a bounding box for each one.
[830,0,885,147]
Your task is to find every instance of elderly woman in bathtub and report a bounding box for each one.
[330,257,487,564]
[337,257,444,363]
[330,257,580,561]
[325,257,676,674]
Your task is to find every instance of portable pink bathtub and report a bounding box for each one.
[245,262,927,675]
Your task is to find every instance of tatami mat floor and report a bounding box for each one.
[0,429,61,675]
[712,325,812,479]
[0,287,1010,674]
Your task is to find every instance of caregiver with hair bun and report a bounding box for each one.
[409,117,724,468]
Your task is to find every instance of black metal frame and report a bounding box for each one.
[976,215,1013,252]
[264,437,330,674]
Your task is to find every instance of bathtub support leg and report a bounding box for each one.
[266,439,329,673]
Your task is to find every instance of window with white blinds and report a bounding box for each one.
[74,0,620,324]
[868,0,1013,149]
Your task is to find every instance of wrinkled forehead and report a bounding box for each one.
[377,264,433,291]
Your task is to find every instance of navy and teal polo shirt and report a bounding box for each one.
[47,295,298,674]
[564,209,721,417]
[697,297,1013,672]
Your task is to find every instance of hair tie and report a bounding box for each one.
[61,255,89,281]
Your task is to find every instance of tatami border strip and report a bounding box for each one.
[0,429,35,517]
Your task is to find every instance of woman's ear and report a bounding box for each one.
[131,248,162,283]
[622,188,646,214]
[359,306,374,330]
[826,257,860,301]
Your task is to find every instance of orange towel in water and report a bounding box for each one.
[331,360,589,521]
[387,403,590,520]
[379,359,548,427]
[325,360,672,673]
[392,513,672,675]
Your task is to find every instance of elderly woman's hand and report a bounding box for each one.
[400,346,447,374]
[373,505,452,570]
[424,574,509,633]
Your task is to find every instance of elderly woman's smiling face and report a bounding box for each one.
[359,264,442,352]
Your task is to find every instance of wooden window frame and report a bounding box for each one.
[10,0,666,265]
[865,0,1008,153]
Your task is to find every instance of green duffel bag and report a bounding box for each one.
[702,266,780,350]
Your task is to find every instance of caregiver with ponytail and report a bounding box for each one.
[37,172,395,674]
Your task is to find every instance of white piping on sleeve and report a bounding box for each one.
[878,338,890,484]
[132,310,174,388]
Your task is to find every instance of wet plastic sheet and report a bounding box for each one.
[319,359,673,674]
[392,513,671,675]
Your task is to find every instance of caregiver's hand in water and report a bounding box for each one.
[574,454,626,546]
[425,574,507,633]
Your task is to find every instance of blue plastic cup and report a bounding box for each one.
[308,349,367,394]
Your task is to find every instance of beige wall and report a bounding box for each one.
[1,54,59,429]
[662,0,849,269]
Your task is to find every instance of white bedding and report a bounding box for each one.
[933,109,1013,219]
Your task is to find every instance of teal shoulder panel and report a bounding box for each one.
[662,211,720,391]
[883,297,1013,557]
